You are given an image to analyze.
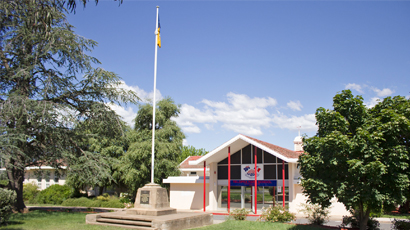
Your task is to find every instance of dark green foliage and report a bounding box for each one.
[0,0,138,212]
[115,98,185,196]
[257,206,296,223]
[229,208,250,221]
[119,197,130,204]
[61,197,90,206]
[0,171,8,188]
[61,196,125,208]
[299,90,410,230]
[342,214,380,230]
[36,185,71,205]
[392,218,410,230]
[22,182,40,203]
[178,145,208,164]
[0,188,16,225]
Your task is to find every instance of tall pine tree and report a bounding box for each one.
[0,0,138,211]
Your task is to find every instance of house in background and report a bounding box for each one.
[24,165,67,190]
[1,163,110,197]
[164,134,349,216]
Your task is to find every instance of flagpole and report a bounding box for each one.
[151,6,159,184]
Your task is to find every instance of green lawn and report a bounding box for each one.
[0,211,123,230]
[1,211,325,230]
[380,213,410,219]
[194,220,324,230]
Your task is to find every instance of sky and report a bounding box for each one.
[66,0,410,152]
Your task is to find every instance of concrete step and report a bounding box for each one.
[90,221,158,230]
[97,217,152,227]
[99,213,153,222]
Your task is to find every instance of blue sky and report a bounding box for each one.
[67,0,410,152]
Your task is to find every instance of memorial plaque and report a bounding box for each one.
[140,190,150,204]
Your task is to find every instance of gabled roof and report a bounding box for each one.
[244,135,301,159]
[189,134,301,166]
[179,156,203,169]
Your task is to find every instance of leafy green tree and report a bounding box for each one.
[299,90,410,230]
[178,145,208,164]
[0,0,138,211]
[65,122,130,195]
[115,98,185,196]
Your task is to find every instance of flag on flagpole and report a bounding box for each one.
[157,17,161,48]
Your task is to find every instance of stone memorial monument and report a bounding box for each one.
[126,183,176,216]
[86,183,213,230]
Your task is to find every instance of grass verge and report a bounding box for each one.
[0,211,123,230]
[1,211,330,230]
[380,213,410,219]
[194,220,326,230]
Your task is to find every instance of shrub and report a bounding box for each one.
[101,198,125,208]
[341,214,380,230]
[96,193,110,201]
[392,219,410,230]
[257,205,296,223]
[36,184,71,205]
[299,203,330,225]
[0,171,8,188]
[23,182,40,203]
[0,188,16,225]
[119,197,130,204]
[229,208,250,220]
[61,196,125,208]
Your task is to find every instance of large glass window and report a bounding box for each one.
[263,165,277,179]
[217,144,291,211]
[242,145,252,164]
[218,165,241,179]
[277,164,289,180]
[231,150,241,164]
[37,176,42,188]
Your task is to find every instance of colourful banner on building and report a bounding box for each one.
[230,180,277,187]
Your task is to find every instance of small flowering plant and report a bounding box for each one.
[257,205,296,223]
[229,208,250,221]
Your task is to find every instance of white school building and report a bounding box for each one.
[164,134,349,216]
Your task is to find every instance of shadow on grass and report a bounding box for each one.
[0,227,24,230]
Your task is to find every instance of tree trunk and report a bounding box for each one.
[99,186,104,196]
[358,204,370,230]
[399,200,410,213]
[6,163,26,212]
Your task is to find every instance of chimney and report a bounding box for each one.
[293,136,303,151]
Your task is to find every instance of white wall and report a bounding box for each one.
[24,169,66,190]
[169,183,209,210]
[289,184,350,217]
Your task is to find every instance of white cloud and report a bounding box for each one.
[108,103,137,127]
[371,87,394,97]
[181,125,201,134]
[204,124,214,130]
[287,100,303,111]
[172,104,215,134]
[118,80,163,103]
[271,113,317,132]
[364,97,380,108]
[225,92,277,109]
[222,124,263,136]
[107,81,164,128]
[183,139,188,146]
[173,92,278,136]
[345,83,364,94]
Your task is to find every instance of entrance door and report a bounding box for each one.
[244,186,252,210]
